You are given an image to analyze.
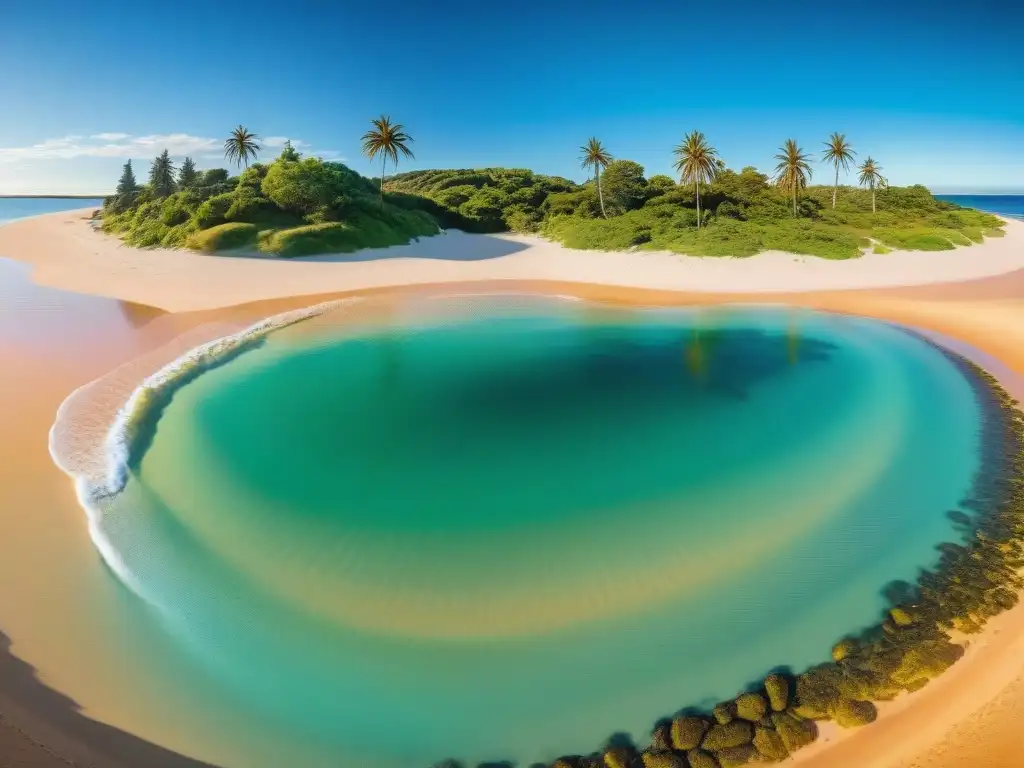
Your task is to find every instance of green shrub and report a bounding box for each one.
[185,222,258,252]
[833,699,877,728]
[670,716,710,750]
[734,693,768,721]
[684,750,718,768]
[701,721,753,751]
[872,244,891,254]
[194,193,234,229]
[763,675,790,711]
[752,727,788,761]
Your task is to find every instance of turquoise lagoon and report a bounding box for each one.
[91,297,983,767]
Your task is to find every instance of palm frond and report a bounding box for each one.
[672,130,719,186]
[579,137,612,172]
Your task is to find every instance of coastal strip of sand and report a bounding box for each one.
[0,210,1022,768]
[1,208,1023,312]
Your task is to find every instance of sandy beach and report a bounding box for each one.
[2,209,1024,311]
[1,209,1023,767]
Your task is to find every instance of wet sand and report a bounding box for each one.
[0,213,1023,767]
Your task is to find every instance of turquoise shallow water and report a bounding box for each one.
[92,297,981,767]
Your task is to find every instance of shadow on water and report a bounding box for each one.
[0,630,218,768]
[431,327,838,423]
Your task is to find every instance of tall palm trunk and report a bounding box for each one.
[379,156,387,209]
[832,166,839,209]
[695,180,701,229]
[596,168,607,218]
[792,187,797,217]
[871,185,876,214]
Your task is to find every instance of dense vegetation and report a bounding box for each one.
[432,356,1024,768]
[102,128,438,257]
[101,122,1004,259]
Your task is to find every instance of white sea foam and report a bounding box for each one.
[47,297,361,611]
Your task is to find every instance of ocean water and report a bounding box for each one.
[71,297,982,768]
[936,194,1024,220]
[0,196,104,225]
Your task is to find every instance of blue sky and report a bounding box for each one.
[1,0,1021,195]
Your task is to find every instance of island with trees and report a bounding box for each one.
[100,121,1004,260]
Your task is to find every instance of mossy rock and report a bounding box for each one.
[831,638,858,662]
[640,750,685,768]
[650,723,673,752]
[763,673,790,711]
[670,716,710,751]
[712,701,736,724]
[603,746,635,768]
[701,721,753,751]
[771,712,816,751]
[752,726,789,761]
[713,745,758,767]
[833,699,878,728]
[685,750,719,768]
[735,692,768,721]
[890,606,916,626]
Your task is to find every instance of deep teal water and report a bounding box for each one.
[92,298,982,767]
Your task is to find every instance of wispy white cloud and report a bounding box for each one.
[262,136,309,149]
[0,133,338,164]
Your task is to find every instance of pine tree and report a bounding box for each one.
[113,160,139,210]
[149,149,176,198]
[177,156,199,188]
[279,139,301,162]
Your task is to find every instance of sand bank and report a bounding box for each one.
[1,208,1024,312]
[1,210,1024,767]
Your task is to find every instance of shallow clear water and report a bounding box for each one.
[98,297,981,767]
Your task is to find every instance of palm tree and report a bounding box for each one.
[579,137,613,218]
[361,115,415,208]
[773,139,813,217]
[672,131,719,229]
[821,133,856,209]
[857,157,887,213]
[223,125,261,169]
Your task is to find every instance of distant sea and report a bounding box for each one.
[0,197,104,226]
[936,194,1024,220]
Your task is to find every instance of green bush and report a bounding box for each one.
[670,716,710,751]
[185,222,258,252]
[194,193,234,229]
[701,721,753,751]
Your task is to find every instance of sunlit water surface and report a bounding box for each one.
[89,296,982,767]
